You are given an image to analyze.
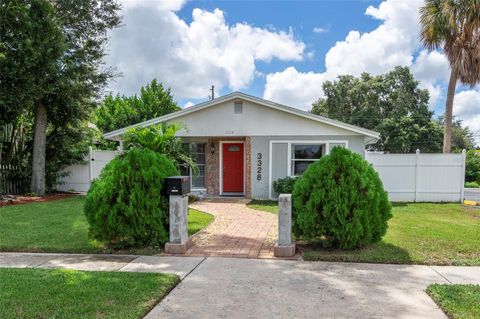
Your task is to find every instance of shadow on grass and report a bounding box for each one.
[391,202,409,207]
[391,202,455,207]
[300,241,412,264]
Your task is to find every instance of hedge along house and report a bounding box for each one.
[104,92,379,199]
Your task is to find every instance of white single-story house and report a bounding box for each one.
[104,92,380,199]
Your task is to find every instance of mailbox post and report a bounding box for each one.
[164,176,192,254]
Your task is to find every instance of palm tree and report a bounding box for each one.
[123,122,199,175]
[420,0,480,153]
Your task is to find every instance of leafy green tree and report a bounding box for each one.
[436,117,476,151]
[312,67,443,153]
[451,120,475,151]
[378,117,443,153]
[420,0,480,153]
[465,150,480,184]
[0,0,121,195]
[95,79,180,133]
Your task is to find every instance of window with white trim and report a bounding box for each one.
[291,144,326,175]
[180,143,206,188]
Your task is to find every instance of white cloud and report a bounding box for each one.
[411,50,450,84]
[264,0,448,109]
[183,101,195,108]
[453,90,480,145]
[411,50,450,107]
[313,27,329,34]
[263,67,327,109]
[324,0,421,77]
[105,3,305,100]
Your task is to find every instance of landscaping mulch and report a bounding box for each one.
[0,193,74,207]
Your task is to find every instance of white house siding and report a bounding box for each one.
[167,100,366,137]
[250,135,366,199]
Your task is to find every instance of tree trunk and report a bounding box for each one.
[31,102,48,196]
[443,68,458,153]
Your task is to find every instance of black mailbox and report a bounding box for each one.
[165,176,190,196]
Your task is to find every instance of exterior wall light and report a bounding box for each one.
[210,143,215,154]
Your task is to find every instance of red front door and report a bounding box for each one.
[222,143,244,193]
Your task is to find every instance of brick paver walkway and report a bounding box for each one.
[186,198,278,258]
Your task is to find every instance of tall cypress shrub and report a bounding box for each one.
[292,147,391,249]
[84,148,178,248]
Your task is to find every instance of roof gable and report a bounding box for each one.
[104,92,380,140]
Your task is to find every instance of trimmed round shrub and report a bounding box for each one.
[84,148,178,248]
[292,147,391,249]
[273,176,298,194]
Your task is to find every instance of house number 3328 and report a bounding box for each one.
[256,153,262,180]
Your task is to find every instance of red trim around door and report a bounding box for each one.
[222,143,244,193]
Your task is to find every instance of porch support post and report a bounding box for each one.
[274,194,295,257]
[165,195,192,254]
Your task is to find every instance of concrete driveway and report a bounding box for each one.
[2,253,480,319]
[465,188,480,203]
[148,258,466,319]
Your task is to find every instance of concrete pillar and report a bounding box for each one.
[165,195,192,254]
[274,194,295,257]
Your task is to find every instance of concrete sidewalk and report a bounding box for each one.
[0,252,204,279]
[1,253,480,318]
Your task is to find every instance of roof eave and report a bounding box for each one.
[103,92,381,140]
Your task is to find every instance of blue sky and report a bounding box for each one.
[105,0,480,142]
[178,0,384,99]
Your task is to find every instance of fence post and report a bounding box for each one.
[274,194,295,257]
[460,149,466,202]
[414,149,420,202]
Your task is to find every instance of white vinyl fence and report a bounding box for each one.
[366,150,466,202]
[57,148,120,192]
[58,147,466,202]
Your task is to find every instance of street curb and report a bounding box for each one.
[464,200,480,206]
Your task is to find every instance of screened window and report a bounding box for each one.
[234,101,243,114]
[291,144,325,175]
[191,143,206,188]
[180,143,206,188]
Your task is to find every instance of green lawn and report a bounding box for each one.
[0,268,178,319]
[250,201,480,265]
[0,196,213,253]
[188,208,214,235]
[427,284,480,319]
[247,199,278,214]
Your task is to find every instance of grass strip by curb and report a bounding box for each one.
[0,268,179,319]
[427,284,480,319]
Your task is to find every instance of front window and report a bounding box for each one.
[180,143,206,188]
[291,144,325,175]
[191,143,205,188]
